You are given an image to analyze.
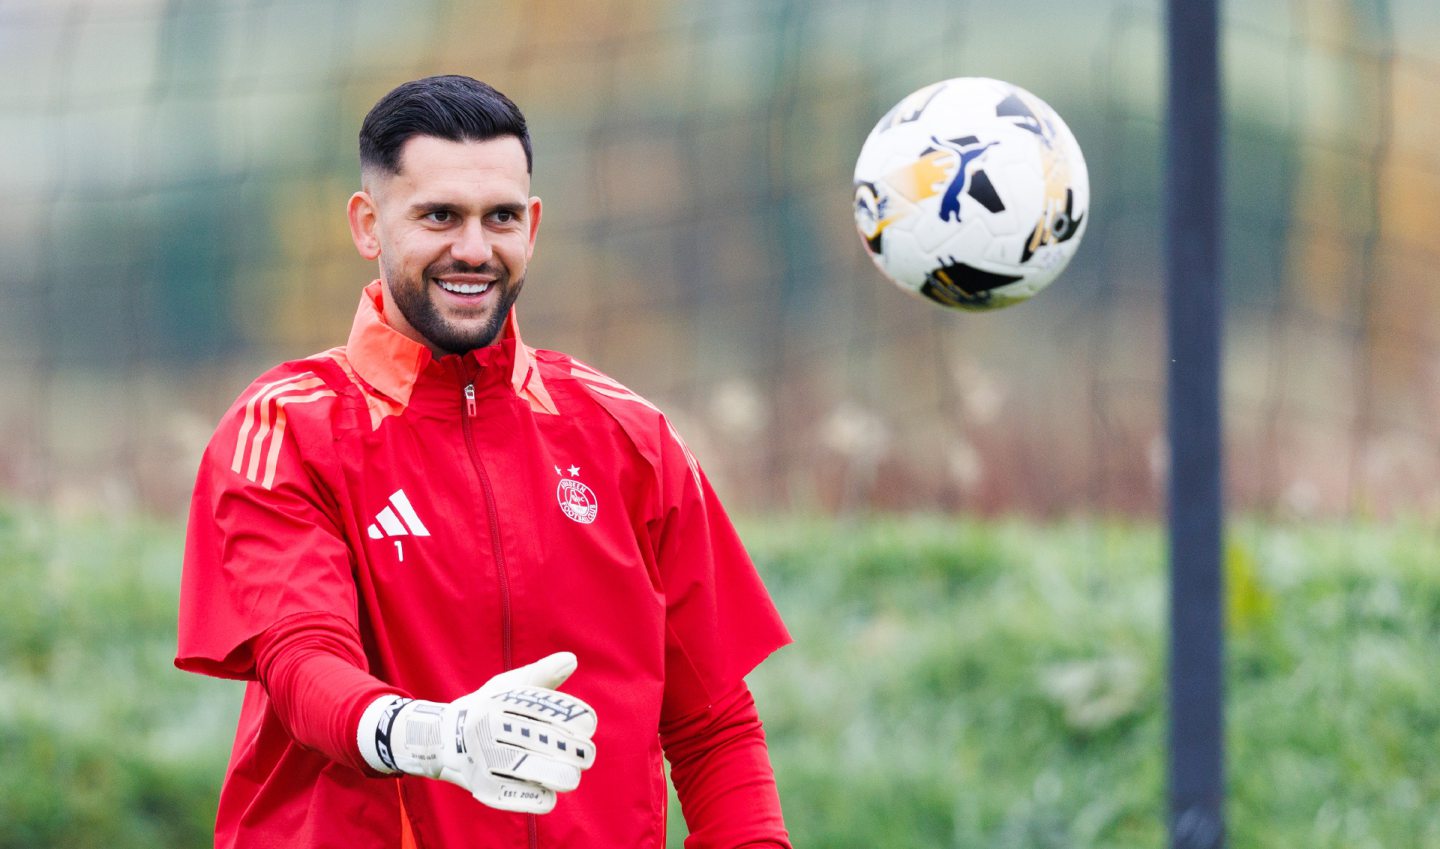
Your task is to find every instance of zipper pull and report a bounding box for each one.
[464,383,477,417]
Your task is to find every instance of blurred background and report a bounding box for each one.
[3,0,1440,847]
[4,0,1437,522]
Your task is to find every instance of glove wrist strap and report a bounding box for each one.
[357,695,413,774]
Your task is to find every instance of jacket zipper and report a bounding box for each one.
[460,381,513,670]
[462,375,536,849]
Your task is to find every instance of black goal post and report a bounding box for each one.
[1164,1,1225,848]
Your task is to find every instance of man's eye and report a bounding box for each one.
[492,210,517,224]
[426,210,454,224]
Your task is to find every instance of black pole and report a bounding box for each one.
[1165,1,1225,848]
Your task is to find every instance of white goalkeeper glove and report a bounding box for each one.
[357,651,598,814]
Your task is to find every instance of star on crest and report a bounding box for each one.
[567,465,581,477]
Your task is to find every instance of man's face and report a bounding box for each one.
[348,135,541,355]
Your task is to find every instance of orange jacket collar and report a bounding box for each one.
[345,280,546,411]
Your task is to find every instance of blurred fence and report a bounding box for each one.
[2,0,1438,520]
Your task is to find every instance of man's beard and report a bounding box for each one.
[384,259,523,355]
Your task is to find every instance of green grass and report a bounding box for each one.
[684,517,1440,847]
[4,503,1440,847]
[0,506,236,849]
[722,518,1167,849]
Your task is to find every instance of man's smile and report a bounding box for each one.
[436,278,492,296]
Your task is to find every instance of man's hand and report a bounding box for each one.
[359,652,598,814]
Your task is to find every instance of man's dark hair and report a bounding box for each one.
[359,75,532,177]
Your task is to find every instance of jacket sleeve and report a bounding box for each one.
[175,369,360,680]
[660,681,792,849]
[651,418,792,721]
[252,612,405,775]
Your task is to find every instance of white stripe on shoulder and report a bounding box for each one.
[230,371,335,488]
[570,366,701,489]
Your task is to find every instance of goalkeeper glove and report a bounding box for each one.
[358,651,598,814]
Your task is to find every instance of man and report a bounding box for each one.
[176,75,793,849]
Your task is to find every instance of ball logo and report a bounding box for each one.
[557,478,598,524]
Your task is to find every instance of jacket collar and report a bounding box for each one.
[345,280,555,414]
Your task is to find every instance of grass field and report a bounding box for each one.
[3,504,1439,847]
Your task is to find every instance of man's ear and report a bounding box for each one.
[348,191,381,261]
[526,196,542,260]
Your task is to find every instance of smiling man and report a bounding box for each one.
[176,76,793,849]
[353,131,536,356]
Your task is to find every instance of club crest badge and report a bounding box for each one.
[555,465,598,524]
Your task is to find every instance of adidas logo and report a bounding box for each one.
[367,489,431,540]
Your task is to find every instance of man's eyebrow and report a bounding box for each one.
[488,201,528,217]
[409,201,456,216]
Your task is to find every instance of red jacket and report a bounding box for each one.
[177,282,791,848]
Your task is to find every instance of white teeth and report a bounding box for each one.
[437,280,490,295]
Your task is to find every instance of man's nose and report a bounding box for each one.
[451,219,493,265]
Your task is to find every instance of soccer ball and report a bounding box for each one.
[853,77,1089,311]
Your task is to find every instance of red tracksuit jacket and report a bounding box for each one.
[176,282,792,848]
